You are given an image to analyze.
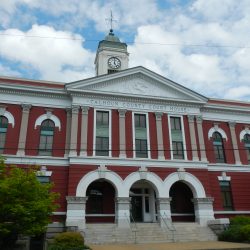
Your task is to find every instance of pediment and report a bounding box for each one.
[66,67,207,103]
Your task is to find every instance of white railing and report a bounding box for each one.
[124,213,137,244]
[158,213,176,242]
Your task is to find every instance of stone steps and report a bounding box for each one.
[83,222,217,244]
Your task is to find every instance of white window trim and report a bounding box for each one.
[218,172,231,181]
[132,112,151,159]
[1,111,15,128]
[208,125,227,140]
[240,128,250,141]
[35,113,61,131]
[93,109,112,157]
[168,115,187,160]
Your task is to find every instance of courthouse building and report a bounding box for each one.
[0,30,250,234]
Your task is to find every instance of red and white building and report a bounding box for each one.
[0,30,250,232]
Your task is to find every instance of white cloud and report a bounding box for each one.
[0,64,21,77]
[224,86,250,100]
[190,0,243,20]
[0,25,95,81]
[129,25,228,97]
[0,0,162,31]
[0,0,250,101]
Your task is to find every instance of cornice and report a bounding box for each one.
[0,84,67,97]
[68,155,208,168]
[4,154,250,172]
[202,104,250,114]
[0,85,67,99]
[208,164,250,172]
[4,155,69,166]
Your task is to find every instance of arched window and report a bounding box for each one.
[0,116,8,154]
[243,134,250,164]
[213,132,226,163]
[39,119,55,156]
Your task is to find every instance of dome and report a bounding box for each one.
[98,29,127,51]
[104,29,121,42]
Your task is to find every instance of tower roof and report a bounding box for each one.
[104,29,120,42]
[98,29,127,51]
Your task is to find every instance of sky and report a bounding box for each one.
[0,0,250,101]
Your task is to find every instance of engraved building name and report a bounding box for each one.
[85,98,191,113]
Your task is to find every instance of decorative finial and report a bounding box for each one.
[106,10,117,34]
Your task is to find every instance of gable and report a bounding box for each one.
[66,67,207,103]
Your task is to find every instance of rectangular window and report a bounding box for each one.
[245,141,250,164]
[214,144,225,163]
[108,69,118,74]
[171,117,181,130]
[247,148,250,164]
[134,114,148,158]
[170,117,184,160]
[145,196,149,213]
[95,111,110,156]
[39,130,54,156]
[0,130,7,154]
[219,181,234,211]
[172,141,184,159]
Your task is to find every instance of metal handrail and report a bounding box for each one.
[159,213,176,242]
[124,213,137,244]
[163,212,176,232]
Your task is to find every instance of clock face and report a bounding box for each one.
[108,57,121,69]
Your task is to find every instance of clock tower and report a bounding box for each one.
[95,29,129,76]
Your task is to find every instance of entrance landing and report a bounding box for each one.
[90,241,250,250]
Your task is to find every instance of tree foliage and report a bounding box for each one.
[0,157,59,248]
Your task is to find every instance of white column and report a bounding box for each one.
[155,112,165,160]
[229,121,241,165]
[118,109,127,158]
[116,197,131,228]
[17,104,31,156]
[156,198,172,228]
[192,198,215,226]
[66,196,88,231]
[80,106,89,157]
[64,108,71,156]
[196,116,207,161]
[188,115,199,161]
[69,106,79,157]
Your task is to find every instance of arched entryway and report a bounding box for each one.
[170,181,195,222]
[129,180,157,222]
[86,180,115,223]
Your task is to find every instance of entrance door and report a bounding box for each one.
[131,196,143,222]
[170,181,195,222]
[86,180,115,223]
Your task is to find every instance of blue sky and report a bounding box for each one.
[0,0,250,101]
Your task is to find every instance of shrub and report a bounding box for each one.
[230,216,250,226]
[240,224,250,242]
[48,232,90,250]
[218,225,244,242]
[219,216,250,243]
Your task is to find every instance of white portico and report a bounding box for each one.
[66,166,215,230]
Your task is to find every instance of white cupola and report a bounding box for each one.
[94,29,129,76]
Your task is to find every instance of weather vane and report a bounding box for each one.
[106,10,117,32]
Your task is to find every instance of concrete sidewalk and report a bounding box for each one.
[90,241,250,250]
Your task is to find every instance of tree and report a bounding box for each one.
[0,157,59,249]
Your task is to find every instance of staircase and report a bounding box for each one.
[83,222,217,244]
[173,223,217,242]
